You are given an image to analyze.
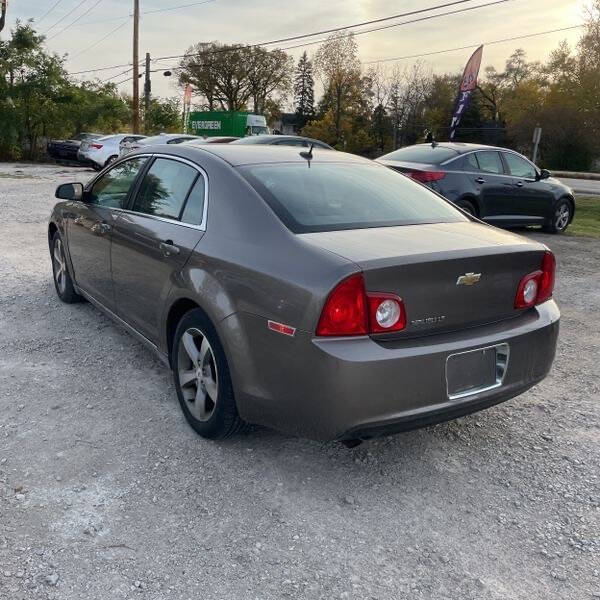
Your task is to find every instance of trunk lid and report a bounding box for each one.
[299,222,547,338]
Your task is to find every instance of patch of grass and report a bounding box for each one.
[0,173,38,179]
[568,196,600,238]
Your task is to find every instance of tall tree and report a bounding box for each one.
[313,31,360,143]
[178,42,290,114]
[246,46,291,115]
[293,51,314,130]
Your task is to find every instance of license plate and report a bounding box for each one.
[446,344,508,400]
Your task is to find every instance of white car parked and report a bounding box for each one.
[78,134,147,170]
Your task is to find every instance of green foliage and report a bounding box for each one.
[178,42,291,116]
[293,51,315,131]
[143,97,182,134]
[0,22,130,160]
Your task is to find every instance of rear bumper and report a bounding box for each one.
[227,301,559,441]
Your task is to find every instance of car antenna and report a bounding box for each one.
[300,143,314,163]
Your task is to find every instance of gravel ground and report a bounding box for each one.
[0,162,598,600]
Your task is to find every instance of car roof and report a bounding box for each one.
[231,135,331,146]
[401,142,510,155]
[138,143,367,167]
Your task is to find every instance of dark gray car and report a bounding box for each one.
[230,134,333,149]
[377,143,575,233]
[48,145,559,442]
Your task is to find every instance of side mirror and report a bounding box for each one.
[55,182,84,201]
[538,168,551,180]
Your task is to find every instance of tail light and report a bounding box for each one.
[90,143,103,149]
[408,170,446,183]
[514,251,556,309]
[316,274,406,336]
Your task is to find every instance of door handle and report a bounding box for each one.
[516,181,524,187]
[475,177,485,184]
[91,222,111,235]
[159,241,180,257]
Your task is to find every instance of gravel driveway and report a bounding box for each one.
[1,162,598,600]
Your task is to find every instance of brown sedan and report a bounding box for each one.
[48,144,559,442]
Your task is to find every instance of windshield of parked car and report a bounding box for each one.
[380,145,459,164]
[240,162,467,233]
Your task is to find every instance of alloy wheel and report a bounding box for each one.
[555,204,570,231]
[53,238,67,295]
[177,327,219,422]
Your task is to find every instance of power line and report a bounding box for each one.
[260,0,513,56]
[69,0,506,74]
[363,24,585,64]
[70,18,130,59]
[47,0,104,41]
[153,0,513,62]
[69,0,217,27]
[37,0,65,25]
[101,66,134,83]
[44,0,89,33]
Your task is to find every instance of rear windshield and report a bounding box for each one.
[239,162,466,233]
[380,145,458,164]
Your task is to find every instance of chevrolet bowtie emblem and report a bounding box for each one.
[456,272,481,286]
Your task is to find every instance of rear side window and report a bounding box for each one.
[239,162,466,233]
[88,157,147,208]
[476,151,504,174]
[132,158,198,220]
[380,145,458,164]
[464,153,480,171]
[503,153,536,179]
[180,177,206,225]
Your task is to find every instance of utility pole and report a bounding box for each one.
[0,0,8,34]
[132,0,140,133]
[144,52,151,132]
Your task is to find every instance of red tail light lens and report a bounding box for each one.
[316,275,407,336]
[537,250,556,304]
[90,143,103,149]
[408,170,446,183]
[316,274,368,336]
[514,251,556,309]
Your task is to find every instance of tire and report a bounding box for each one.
[105,155,118,167]
[51,232,83,304]
[172,308,246,439]
[455,199,477,217]
[543,199,572,234]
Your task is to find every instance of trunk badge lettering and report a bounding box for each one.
[411,316,446,326]
[456,272,481,286]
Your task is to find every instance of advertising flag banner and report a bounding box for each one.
[183,84,193,133]
[449,45,483,140]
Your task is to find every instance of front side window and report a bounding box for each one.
[503,153,537,179]
[132,158,198,220]
[476,151,504,175]
[240,162,466,233]
[88,157,147,208]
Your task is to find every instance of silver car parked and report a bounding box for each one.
[48,145,559,443]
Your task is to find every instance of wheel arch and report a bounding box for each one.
[48,221,58,250]
[456,194,481,217]
[165,297,202,367]
[560,194,576,223]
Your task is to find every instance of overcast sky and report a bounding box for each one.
[5,0,588,105]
